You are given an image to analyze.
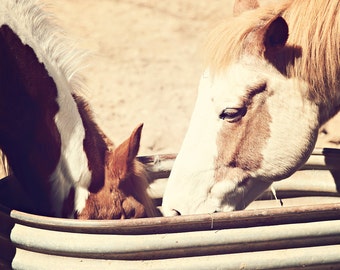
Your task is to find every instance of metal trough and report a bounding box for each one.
[1,148,340,269]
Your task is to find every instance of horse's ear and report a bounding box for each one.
[233,0,259,16]
[125,123,143,163]
[263,16,289,51]
[245,16,289,55]
[110,124,143,181]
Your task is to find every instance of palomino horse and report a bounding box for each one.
[0,0,156,219]
[162,0,339,216]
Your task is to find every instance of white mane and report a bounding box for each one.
[0,0,86,94]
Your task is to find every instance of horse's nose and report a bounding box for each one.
[162,208,181,216]
[172,209,181,216]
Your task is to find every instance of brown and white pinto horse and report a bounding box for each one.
[0,0,156,219]
[162,0,340,216]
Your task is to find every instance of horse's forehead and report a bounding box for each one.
[213,58,267,88]
[210,60,268,109]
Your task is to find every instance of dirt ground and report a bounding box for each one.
[49,0,340,155]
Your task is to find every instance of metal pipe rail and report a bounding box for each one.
[9,244,340,270]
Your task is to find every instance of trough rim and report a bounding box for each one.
[1,202,340,235]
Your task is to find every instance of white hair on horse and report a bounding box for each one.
[162,0,340,216]
[0,0,87,93]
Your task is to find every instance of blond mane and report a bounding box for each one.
[205,0,340,104]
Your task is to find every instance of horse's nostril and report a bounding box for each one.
[164,209,181,216]
[161,207,182,217]
[173,209,181,216]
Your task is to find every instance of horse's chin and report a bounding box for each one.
[217,177,273,212]
[162,177,272,216]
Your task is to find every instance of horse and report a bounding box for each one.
[0,0,157,219]
[162,0,340,216]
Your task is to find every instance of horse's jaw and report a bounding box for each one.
[162,170,272,216]
[208,175,273,212]
[162,144,272,216]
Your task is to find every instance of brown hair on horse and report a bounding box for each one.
[76,123,157,219]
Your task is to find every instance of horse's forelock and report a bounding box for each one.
[204,2,291,75]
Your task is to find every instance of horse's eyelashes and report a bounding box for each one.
[248,82,267,99]
[219,107,247,122]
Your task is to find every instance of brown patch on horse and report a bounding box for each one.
[77,124,156,219]
[233,0,259,16]
[215,92,271,182]
[72,94,109,193]
[61,187,75,218]
[0,25,61,215]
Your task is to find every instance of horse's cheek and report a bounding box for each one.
[122,197,146,219]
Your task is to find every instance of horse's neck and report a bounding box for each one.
[0,77,108,218]
[43,93,110,218]
[0,13,108,217]
[68,95,109,217]
[0,24,60,215]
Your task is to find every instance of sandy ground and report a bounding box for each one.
[49,0,229,155]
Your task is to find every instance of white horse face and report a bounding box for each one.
[162,55,320,216]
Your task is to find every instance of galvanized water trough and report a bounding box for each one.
[1,148,340,269]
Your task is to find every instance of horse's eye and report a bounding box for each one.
[219,107,247,122]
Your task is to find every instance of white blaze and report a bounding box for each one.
[162,71,220,215]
